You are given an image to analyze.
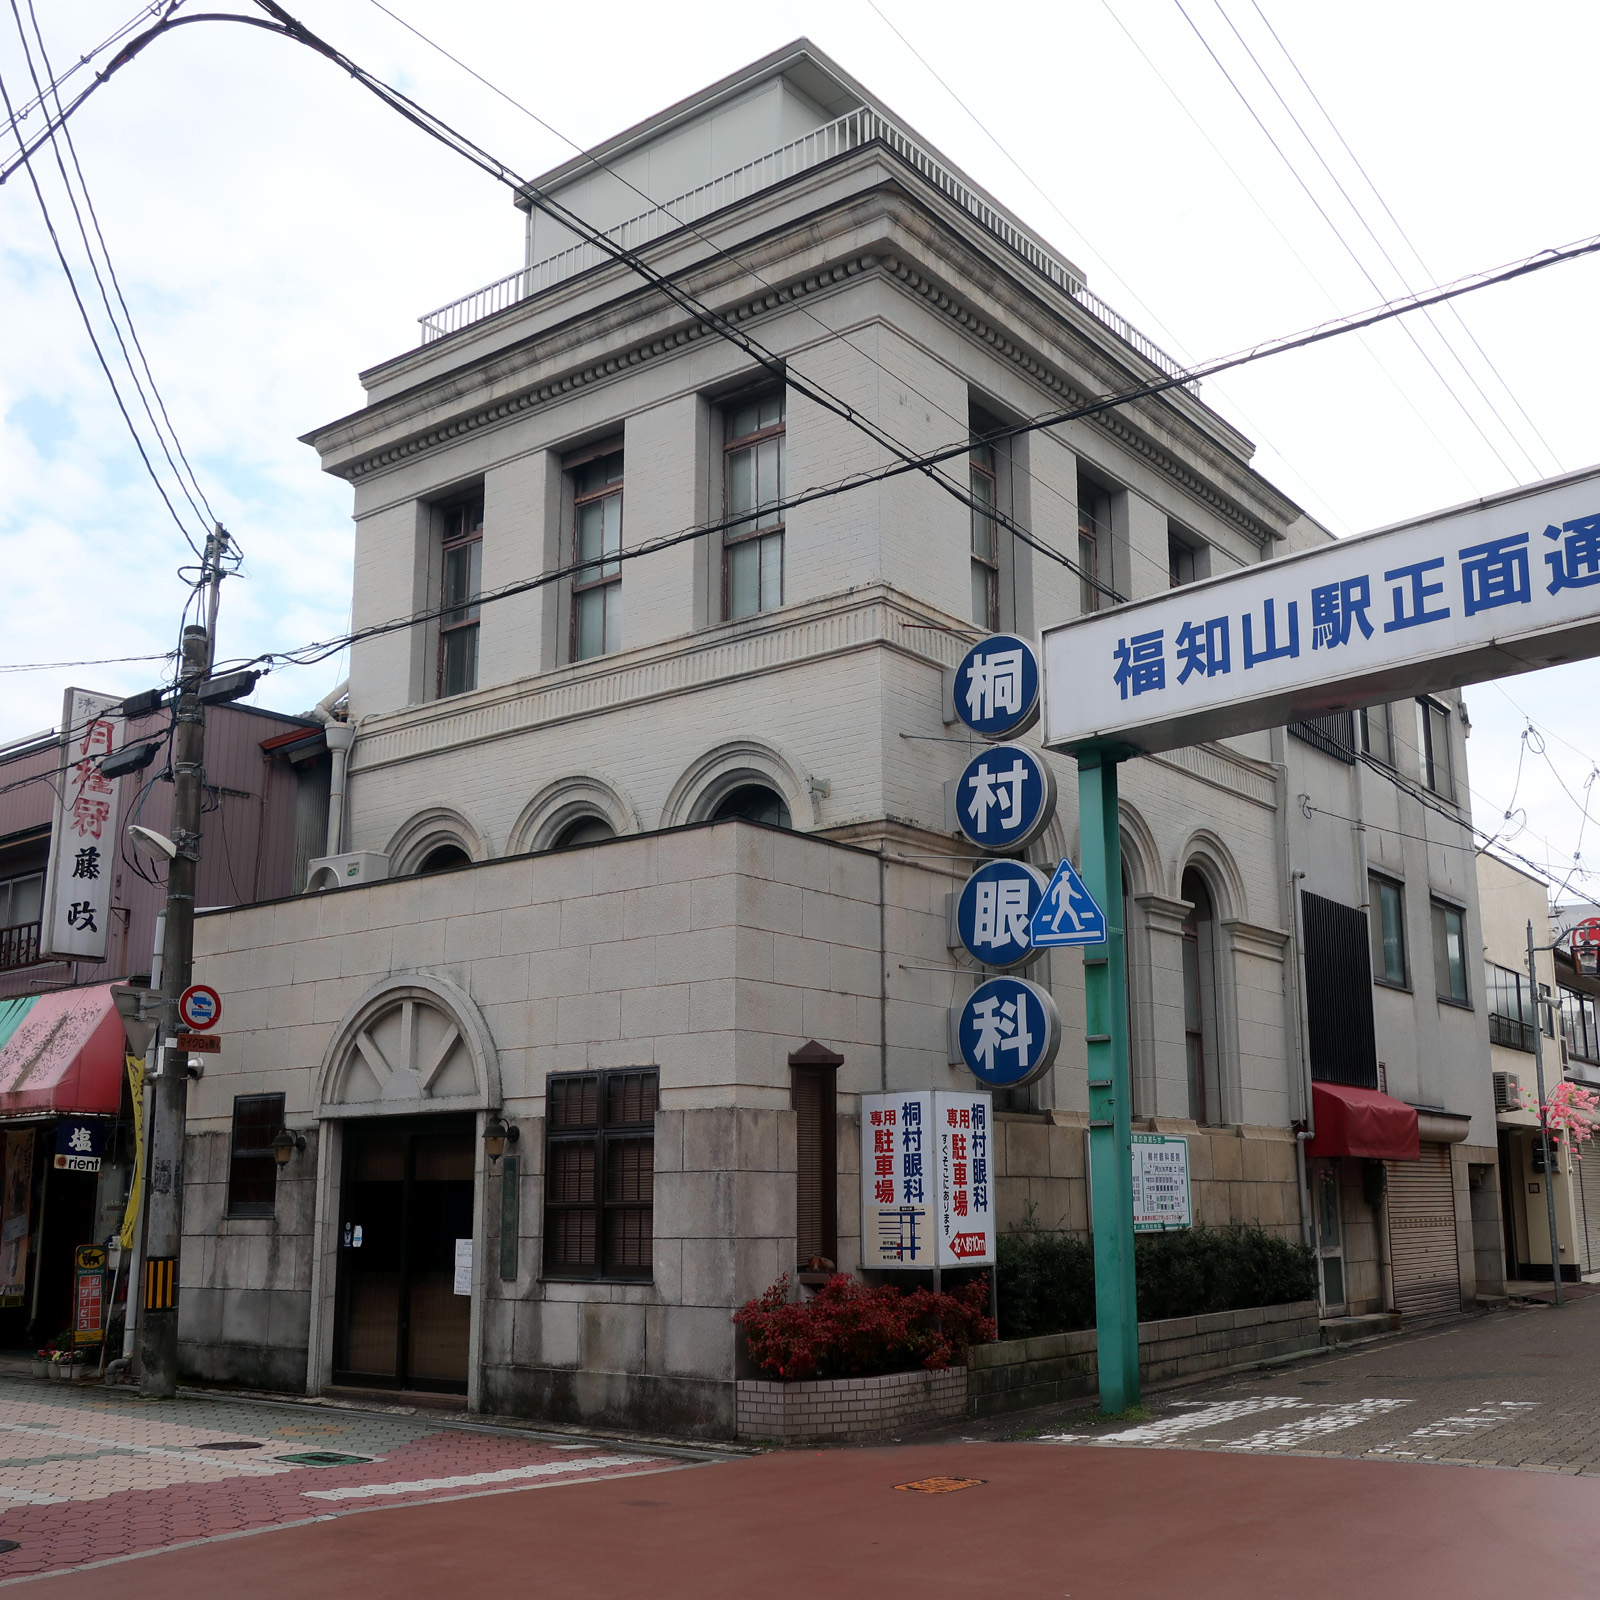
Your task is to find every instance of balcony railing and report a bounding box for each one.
[416,108,1193,392]
[0,921,40,971]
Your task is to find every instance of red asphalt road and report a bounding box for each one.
[23,1443,1600,1599]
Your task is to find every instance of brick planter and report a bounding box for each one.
[737,1366,967,1442]
[967,1300,1322,1417]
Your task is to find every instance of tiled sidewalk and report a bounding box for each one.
[0,1380,681,1582]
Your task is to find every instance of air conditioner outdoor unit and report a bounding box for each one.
[306,852,390,893]
[1492,1071,1522,1113]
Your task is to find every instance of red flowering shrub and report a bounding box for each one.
[734,1273,995,1381]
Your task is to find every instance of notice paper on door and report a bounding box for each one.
[453,1238,472,1295]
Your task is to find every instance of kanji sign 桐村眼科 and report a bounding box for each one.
[934,1091,995,1266]
[953,744,1056,853]
[950,976,1061,1089]
[860,1091,934,1268]
[950,634,1039,739]
[951,859,1048,970]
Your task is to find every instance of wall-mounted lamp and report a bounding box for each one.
[271,1128,307,1168]
[484,1114,520,1164]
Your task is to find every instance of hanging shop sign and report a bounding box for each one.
[861,1090,934,1269]
[54,1117,107,1174]
[949,975,1061,1089]
[1029,857,1108,949]
[933,1091,995,1266]
[1040,467,1600,758]
[953,745,1056,853]
[40,687,123,962]
[949,634,1040,739]
[950,860,1048,970]
[1130,1134,1191,1232]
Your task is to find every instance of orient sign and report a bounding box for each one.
[1040,467,1600,758]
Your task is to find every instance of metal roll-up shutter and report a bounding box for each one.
[1578,1148,1600,1274]
[1387,1143,1461,1319]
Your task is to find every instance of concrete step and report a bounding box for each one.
[1320,1313,1401,1344]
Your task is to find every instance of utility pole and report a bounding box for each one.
[139,525,225,1396]
[1526,920,1564,1309]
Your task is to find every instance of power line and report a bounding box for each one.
[17,0,218,531]
[0,652,175,674]
[202,227,1600,682]
[1206,0,1546,482]
[1170,0,1515,491]
[1244,0,1565,478]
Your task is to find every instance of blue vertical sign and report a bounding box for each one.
[951,860,1048,970]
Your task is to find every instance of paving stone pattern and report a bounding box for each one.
[0,1380,676,1581]
[965,1295,1600,1472]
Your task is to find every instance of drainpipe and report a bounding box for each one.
[323,723,355,859]
[1270,730,1317,1250]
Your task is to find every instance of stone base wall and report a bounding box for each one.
[481,1364,733,1438]
[966,1300,1321,1417]
[993,1112,1302,1240]
[737,1367,967,1442]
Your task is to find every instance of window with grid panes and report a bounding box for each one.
[724,392,785,619]
[570,447,623,659]
[544,1069,657,1280]
[227,1093,285,1217]
[1416,698,1455,799]
[1077,482,1110,614]
[1355,702,1394,765]
[438,498,483,697]
[969,441,999,630]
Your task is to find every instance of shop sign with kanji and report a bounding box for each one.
[934,1091,995,1266]
[41,687,124,962]
[1041,468,1600,758]
[860,1091,934,1268]
[1131,1133,1191,1232]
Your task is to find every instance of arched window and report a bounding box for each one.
[1181,867,1221,1124]
[711,784,790,828]
[416,844,471,875]
[552,816,616,849]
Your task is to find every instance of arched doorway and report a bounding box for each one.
[711,784,790,828]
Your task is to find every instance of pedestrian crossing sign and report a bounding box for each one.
[1029,858,1107,947]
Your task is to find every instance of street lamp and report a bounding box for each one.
[483,1115,519,1164]
[271,1128,306,1168]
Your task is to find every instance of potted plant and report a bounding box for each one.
[31,1348,51,1380]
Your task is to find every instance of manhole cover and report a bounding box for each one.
[0,1542,19,1555]
[276,1452,372,1467]
[893,1476,986,1494]
[196,1441,264,1450]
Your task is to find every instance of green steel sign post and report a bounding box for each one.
[1077,746,1139,1413]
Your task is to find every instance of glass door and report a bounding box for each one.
[334,1116,475,1393]
[1311,1158,1347,1315]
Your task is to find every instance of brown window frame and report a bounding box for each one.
[790,1042,841,1271]
[543,1067,658,1282]
[227,1092,285,1218]
[568,445,624,661]
[722,392,786,620]
[437,497,483,698]
[1078,483,1111,614]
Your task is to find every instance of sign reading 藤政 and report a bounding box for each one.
[1130,1134,1191,1232]
[933,1091,995,1266]
[41,688,123,962]
[1040,468,1600,758]
[861,1091,933,1268]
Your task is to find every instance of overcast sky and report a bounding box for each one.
[2,0,1597,900]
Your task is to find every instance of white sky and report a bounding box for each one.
[2,0,1597,898]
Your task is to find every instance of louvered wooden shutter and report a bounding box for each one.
[792,1065,836,1268]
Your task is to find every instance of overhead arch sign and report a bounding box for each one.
[1040,467,1600,757]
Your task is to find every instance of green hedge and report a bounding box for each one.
[996,1222,1317,1341]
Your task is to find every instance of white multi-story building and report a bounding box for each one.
[175,42,1498,1432]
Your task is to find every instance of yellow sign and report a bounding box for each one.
[74,1245,107,1271]
[121,1054,144,1250]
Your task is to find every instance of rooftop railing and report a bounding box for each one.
[417,108,1193,392]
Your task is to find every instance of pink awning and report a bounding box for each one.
[0,986,127,1116]
[1306,1082,1421,1162]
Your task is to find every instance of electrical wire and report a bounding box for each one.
[1205,0,1547,482]
[1244,0,1565,478]
[1170,0,1507,491]
[0,651,175,674]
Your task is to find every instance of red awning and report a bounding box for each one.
[1306,1083,1420,1162]
[0,986,127,1117]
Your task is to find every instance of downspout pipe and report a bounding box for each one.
[323,723,354,860]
